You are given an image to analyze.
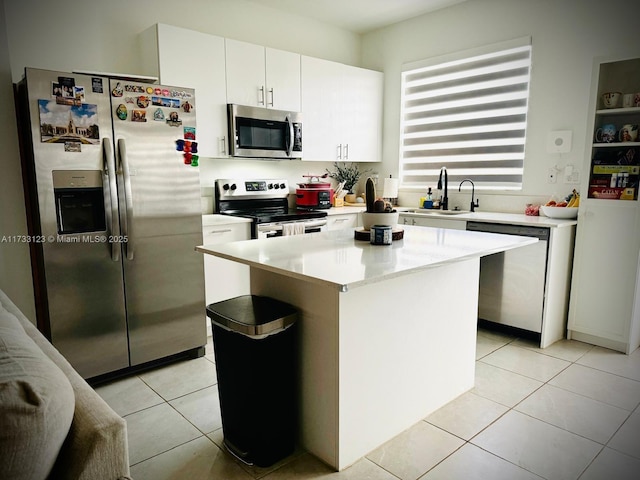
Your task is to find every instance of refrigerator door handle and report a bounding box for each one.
[102,138,120,262]
[117,138,135,261]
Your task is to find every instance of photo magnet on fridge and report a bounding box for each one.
[91,77,103,93]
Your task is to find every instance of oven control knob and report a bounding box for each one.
[273,184,279,189]
[223,183,230,191]
[279,183,286,189]
[230,183,237,190]
[268,183,273,189]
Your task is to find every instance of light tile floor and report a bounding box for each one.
[95,329,640,480]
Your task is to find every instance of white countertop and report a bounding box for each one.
[196,225,537,292]
[399,209,578,228]
[324,206,578,227]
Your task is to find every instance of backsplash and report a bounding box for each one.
[198,158,384,213]
[198,158,554,215]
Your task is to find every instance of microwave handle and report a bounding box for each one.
[285,114,294,157]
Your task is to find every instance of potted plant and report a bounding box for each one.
[326,162,372,202]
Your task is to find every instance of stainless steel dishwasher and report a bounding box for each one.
[466,222,550,333]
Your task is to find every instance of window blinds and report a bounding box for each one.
[400,40,532,191]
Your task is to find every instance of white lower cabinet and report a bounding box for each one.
[568,203,640,353]
[202,219,251,307]
[327,213,360,230]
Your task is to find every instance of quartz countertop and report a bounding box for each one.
[197,225,537,292]
[400,209,578,228]
[323,206,577,227]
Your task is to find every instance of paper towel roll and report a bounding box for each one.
[382,177,399,199]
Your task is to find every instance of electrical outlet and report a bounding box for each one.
[566,172,580,184]
[547,168,557,183]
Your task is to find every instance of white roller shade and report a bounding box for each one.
[400,38,532,191]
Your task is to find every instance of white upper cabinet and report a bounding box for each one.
[139,24,229,158]
[225,39,301,111]
[301,56,383,162]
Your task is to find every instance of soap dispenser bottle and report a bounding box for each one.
[424,188,434,209]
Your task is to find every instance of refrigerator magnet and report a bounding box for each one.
[153,108,165,121]
[166,111,182,126]
[111,82,124,97]
[182,101,193,113]
[136,96,150,108]
[146,87,154,94]
[116,104,128,120]
[191,155,199,167]
[131,109,147,122]
[183,126,196,140]
[91,77,103,94]
[183,152,192,164]
[73,86,85,102]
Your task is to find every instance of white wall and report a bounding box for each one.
[0,0,36,321]
[3,0,361,83]
[0,0,364,320]
[361,0,640,211]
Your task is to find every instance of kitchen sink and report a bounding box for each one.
[407,209,470,215]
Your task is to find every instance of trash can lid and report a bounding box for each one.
[206,295,298,336]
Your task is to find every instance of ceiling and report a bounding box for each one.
[246,0,469,34]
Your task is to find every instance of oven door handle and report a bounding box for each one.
[257,219,327,233]
[302,219,327,229]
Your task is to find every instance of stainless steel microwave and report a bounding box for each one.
[227,104,302,160]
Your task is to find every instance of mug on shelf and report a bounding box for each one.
[623,93,635,108]
[595,124,617,143]
[618,124,639,142]
[635,93,640,107]
[602,91,622,108]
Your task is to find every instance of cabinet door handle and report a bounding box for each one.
[258,86,265,105]
[337,144,343,159]
[268,88,274,106]
[344,143,349,160]
[220,136,226,155]
[412,219,416,225]
[335,218,348,223]
[207,229,232,235]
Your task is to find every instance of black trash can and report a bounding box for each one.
[206,295,298,467]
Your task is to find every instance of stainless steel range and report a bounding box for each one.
[215,178,328,239]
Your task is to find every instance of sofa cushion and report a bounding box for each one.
[0,303,75,480]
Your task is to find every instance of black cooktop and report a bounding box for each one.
[221,208,327,224]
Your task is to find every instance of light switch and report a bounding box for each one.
[546,130,572,153]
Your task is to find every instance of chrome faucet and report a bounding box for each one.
[437,166,448,210]
[459,179,479,212]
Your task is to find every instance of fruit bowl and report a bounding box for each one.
[540,205,579,219]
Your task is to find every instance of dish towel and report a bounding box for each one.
[282,223,306,236]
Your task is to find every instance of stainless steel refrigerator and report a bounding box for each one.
[16,68,206,380]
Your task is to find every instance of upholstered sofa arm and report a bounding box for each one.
[0,290,131,480]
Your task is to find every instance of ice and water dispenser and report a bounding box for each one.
[53,170,106,235]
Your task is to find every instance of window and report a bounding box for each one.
[399,37,532,191]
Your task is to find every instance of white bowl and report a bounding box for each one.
[540,206,578,219]
[361,211,399,230]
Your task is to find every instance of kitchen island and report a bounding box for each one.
[197,226,537,470]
